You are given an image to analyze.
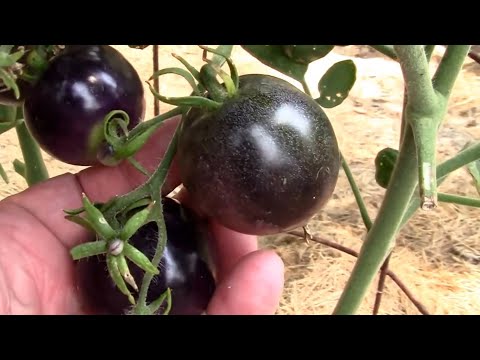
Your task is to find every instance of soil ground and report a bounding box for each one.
[1,45,479,314]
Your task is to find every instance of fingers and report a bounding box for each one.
[3,115,182,249]
[172,187,259,282]
[206,249,285,315]
[208,220,258,282]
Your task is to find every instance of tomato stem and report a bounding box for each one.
[369,45,398,61]
[432,45,471,99]
[424,45,436,61]
[437,193,480,208]
[333,124,419,315]
[14,106,49,186]
[400,140,480,227]
[341,155,373,231]
[395,45,441,210]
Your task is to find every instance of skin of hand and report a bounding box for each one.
[0,116,285,315]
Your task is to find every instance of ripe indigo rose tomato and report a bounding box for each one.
[177,74,341,236]
[76,197,216,315]
[23,45,145,166]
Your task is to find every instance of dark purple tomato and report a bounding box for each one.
[177,74,340,236]
[23,45,145,166]
[76,197,216,315]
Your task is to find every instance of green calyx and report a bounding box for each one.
[91,45,237,170]
[66,194,159,305]
[146,45,239,112]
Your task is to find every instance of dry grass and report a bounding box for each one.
[1,45,479,315]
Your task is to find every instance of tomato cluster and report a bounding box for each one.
[16,45,341,314]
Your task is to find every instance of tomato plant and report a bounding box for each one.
[0,44,479,315]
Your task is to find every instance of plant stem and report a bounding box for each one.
[395,45,441,210]
[101,107,184,223]
[303,80,372,231]
[134,121,181,314]
[411,119,438,210]
[288,230,429,315]
[400,140,480,227]
[341,155,372,231]
[369,45,398,61]
[153,45,160,117]
[14,107,49,186]
[437,141,480,179]
[333,125,419,315]
[438,193,480,208]
[395,46,437,109]
[424,45,436,61]
[432,45,471,99]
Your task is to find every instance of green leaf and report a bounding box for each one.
[123,242,159,275]
[70,240,107,260]
[283,45,334,64]
[316,60,357,109]
[0,68,20,99]
[375,147,399,189]
[0,163,8,184]
[241,45,308,83]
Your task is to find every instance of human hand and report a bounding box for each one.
[0,116,285,315]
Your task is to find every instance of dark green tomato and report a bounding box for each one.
[177,74,341,236]
[23,45,145,166]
